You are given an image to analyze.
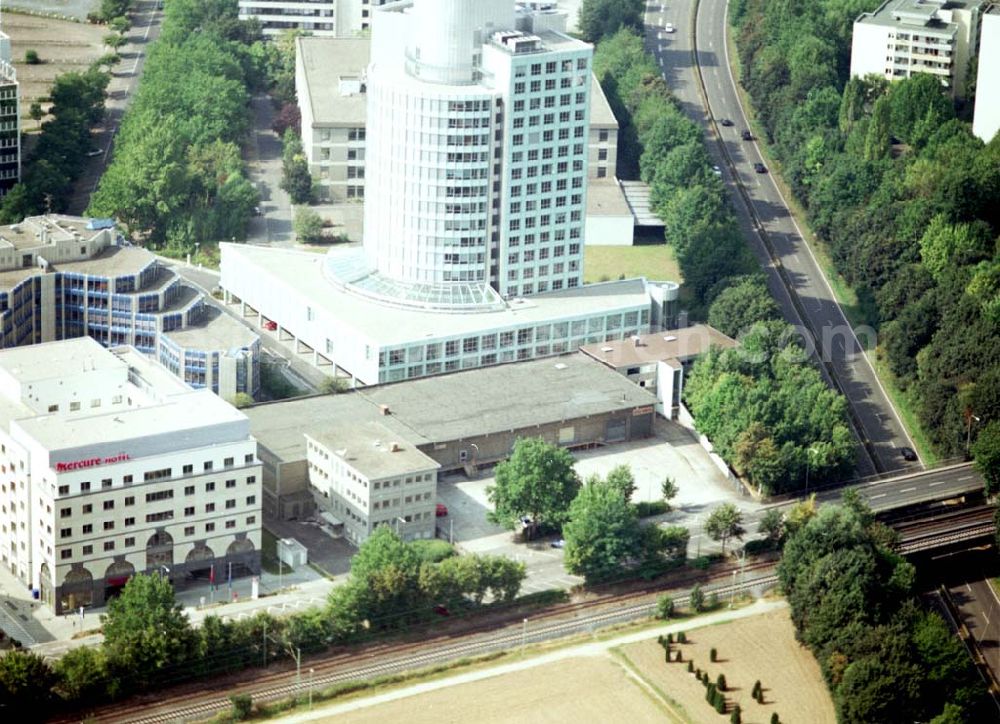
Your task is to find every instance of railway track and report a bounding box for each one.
[80,564,779,723]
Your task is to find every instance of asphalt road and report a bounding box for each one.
[645,1,919,477]
[947,576,1000,686]
[68,0,163,213]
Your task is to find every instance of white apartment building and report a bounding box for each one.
[238,0,393,37]
[0,29,20,196]
[850,0,985,97]
[306,422,438,544]
[0,338,262,613]
[973,4,1000,142]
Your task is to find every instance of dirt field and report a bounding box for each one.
[332,655,672,724]
[620,609,836,723]
[7,12,108,118]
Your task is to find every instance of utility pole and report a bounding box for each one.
[521,618,528,653]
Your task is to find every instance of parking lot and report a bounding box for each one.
[432,418,758,592]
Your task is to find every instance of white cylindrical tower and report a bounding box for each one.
[407,0,513,85]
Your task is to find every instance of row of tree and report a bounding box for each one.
[731,0,1000,457]
[0,531,525,714]
[685,322,856,494]
[87,0,262,253]
[778,493,988,722]
[592,29,757,314]
[0,69,110,223]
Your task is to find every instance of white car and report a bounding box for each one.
[664,22,675,33]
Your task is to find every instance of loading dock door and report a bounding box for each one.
[605,418,627,443]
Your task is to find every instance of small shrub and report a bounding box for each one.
[770,713,780,724]
[675,649,682,662]
[666,632,674,643]
[710,647,717,662]
[730,704,742,724]
[706,683,716,702]
[689,584,705,613]
[657,634,665,646]
[25,50,41,64]
[708,591,719,609]
[636,500,669,517]
[230,694,253,721]
[714,693,726,714]
[687,660,694,673]
[678,631,687,644]
[656,595,674,621]
[696,667,702,679]
[716,673,726,691]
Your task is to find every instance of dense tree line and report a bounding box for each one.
[778,493,987,722]
[731,0,1000,457]
[685,322,855,494]
[88,0,262,252]
[0,69,110,223]
[593,29,756,313]
[0,531,524,715]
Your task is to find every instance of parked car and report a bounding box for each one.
[435,503,449,517]
[741,129,753,141]
[263,320,277,331]
[433,604,450,616]
[86,148,103,157]
[253,205,262,216]
[664,22,675,33]
[719,118,734,127]
[900,446,918,462]
[712,165,722,176]
[753,162,767,174]
[550,539,565,549]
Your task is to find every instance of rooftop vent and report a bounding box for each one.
[389,442,401,452]
[663,335,677,342]
[379,404,390,416]
[601,346,614,353]
[554,363,567,370]
[632,335,643,347]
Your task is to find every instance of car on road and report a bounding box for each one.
[719,118,734,127]
[550,539,565,549]
[663,22,675,33]
[712,165,722,176]
[87,149,103,157]
[741,129,753,141]
[753,162,767,174]
[263,320,277,331]
[436,503,449,517]
[253,206,262,216]
[899,446,918,462]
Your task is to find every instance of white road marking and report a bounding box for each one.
[870,493,886,499]
[929,481,943,487]
[900,487,916,493]
[959,475,973,481]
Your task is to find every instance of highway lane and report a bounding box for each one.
[645,1,918,476]
[948,577,1000,688]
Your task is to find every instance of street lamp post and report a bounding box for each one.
[729,570,737,609]
[805,445,820,496]
[966,412,982,455]
[521,618,528,653]
[309,667,315,709]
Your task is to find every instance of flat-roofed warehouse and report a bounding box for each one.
[244,354,658,519]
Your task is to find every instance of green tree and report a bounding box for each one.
[661,476,679,510]
[100,573,197,689]
[919,215,993,283]
[293,205,324,242]
[704,503,745,555]
[757,508,785,548]
[689,583,705,613]
[54,645,109,704]
[105,33,128,49]
[25,49,41,65]
[0,649,55,714]
[579,0,644,43]
[863,95,891,161]
[605,464,637,503]
[487,437,580,530]
[563,477,642,583]
[231,693,253,721]
[707,275,780,337]
[29,102,44,129]
[973,420,1000,497]
[656,594,674,620]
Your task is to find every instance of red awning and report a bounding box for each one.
[106,576,130,587]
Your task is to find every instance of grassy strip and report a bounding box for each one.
[610,646,695,723]
[871,357,941,465]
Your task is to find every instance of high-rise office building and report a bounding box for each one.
[973,4,1000,142]
[221,0,675,386]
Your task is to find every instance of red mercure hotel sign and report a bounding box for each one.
[55,453,129,472]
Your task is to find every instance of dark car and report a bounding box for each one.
[435,503,449,517]
[719,118,734,127]
[741,129,753,141]
[753,162,767,174]
[900,446,918,462]
[433,604,450,616]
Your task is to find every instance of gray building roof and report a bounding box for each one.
[307,422,439,480]
[246,353,657,463]
[580,324,737,369]
[297,36,370,127]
